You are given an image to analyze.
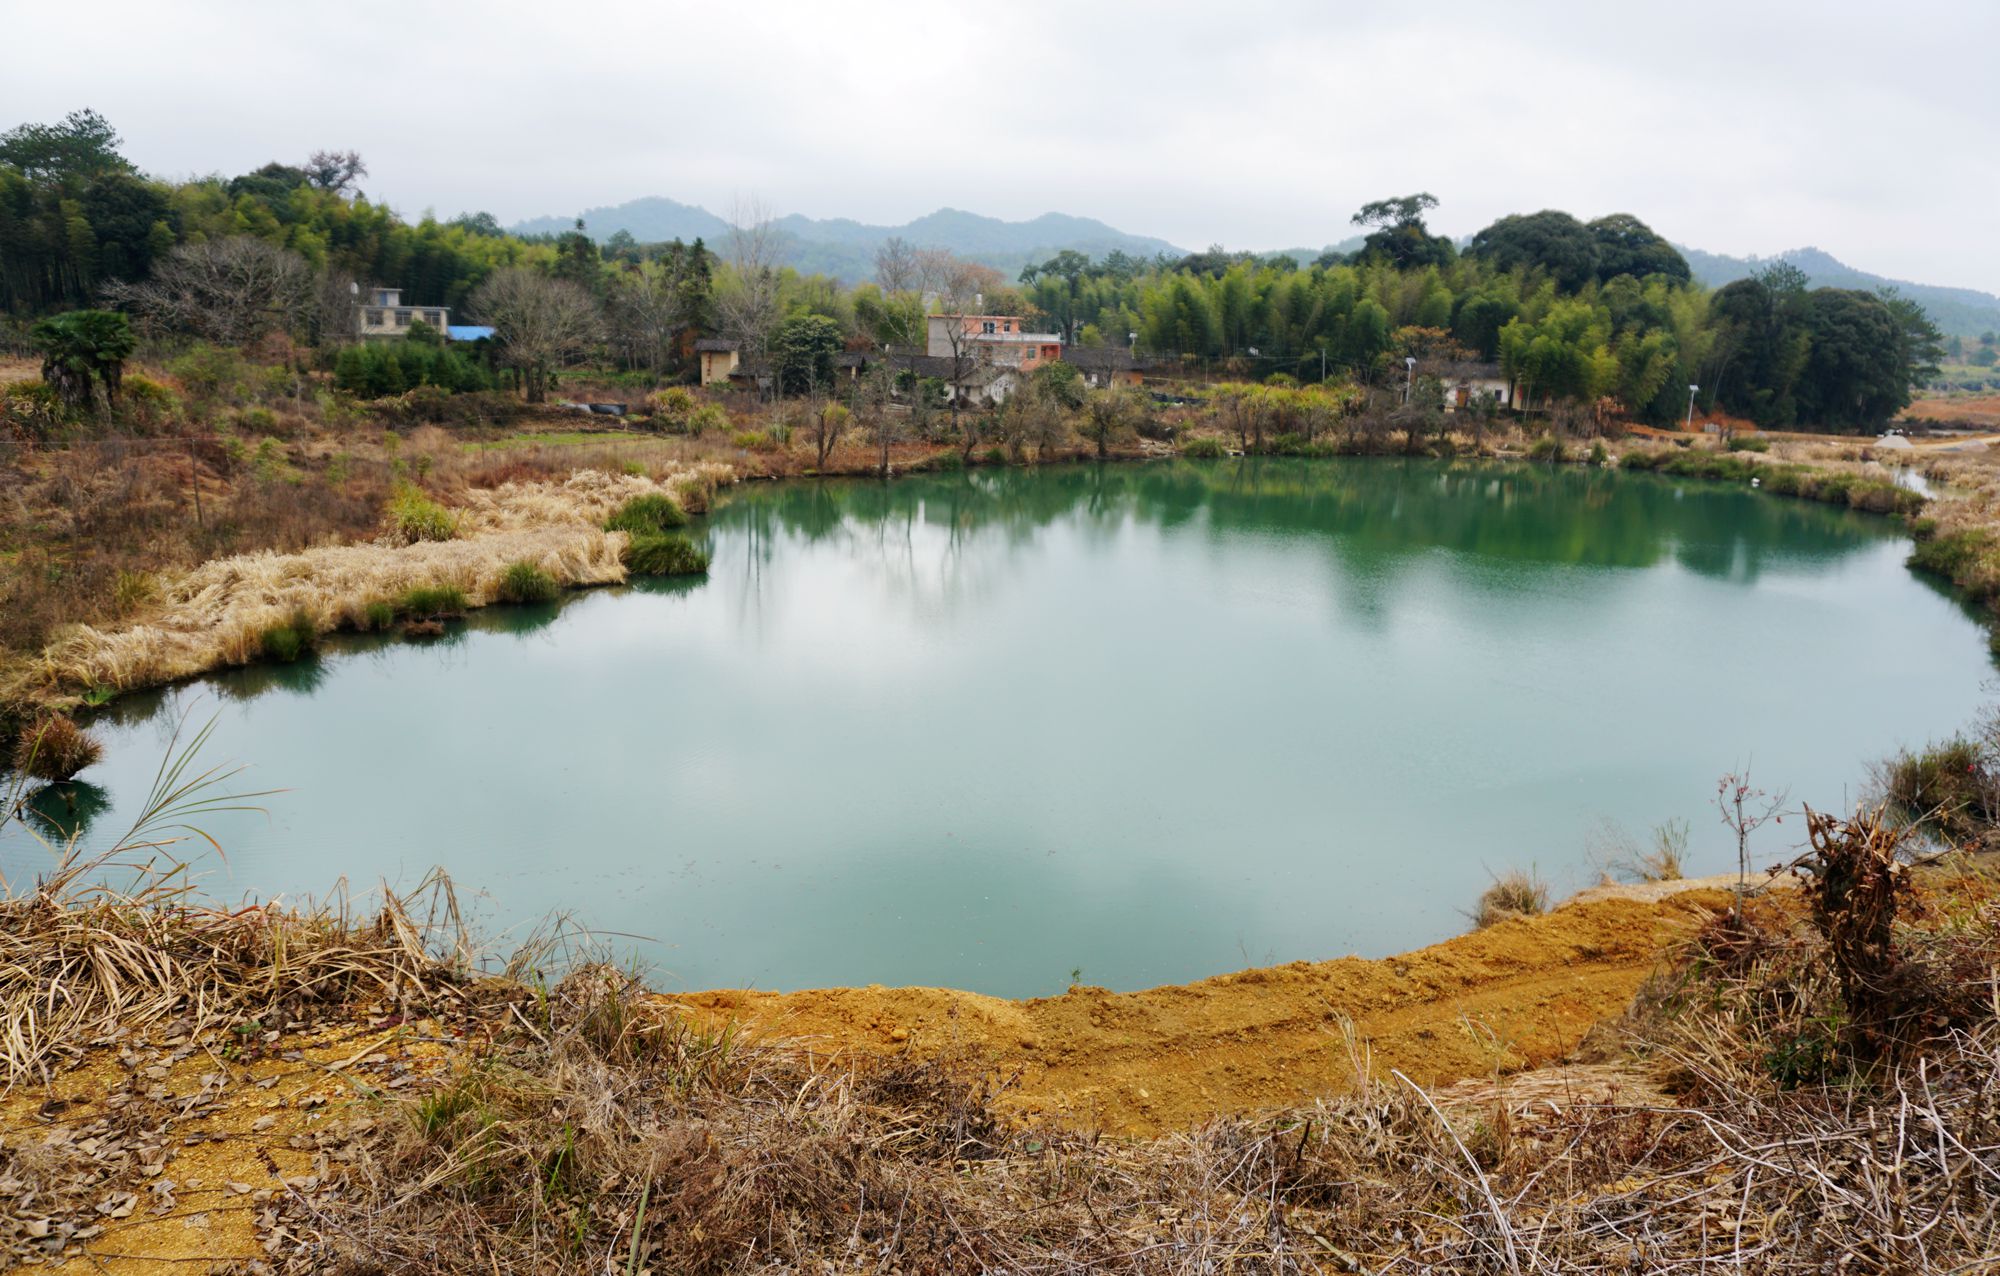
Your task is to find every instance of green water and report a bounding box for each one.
[11,459,1990,996]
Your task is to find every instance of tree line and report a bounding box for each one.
[0,111,1942,431]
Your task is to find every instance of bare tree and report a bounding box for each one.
[1080,386,1141,459]
[717,198,782,392]
[862,362,902,475]
[874,236,919,296]
[303,149,368,195]
[469,268,604,403]
[103,236,315,345]
[1716,766,1789,923]
[801,386,851,469]
[915,250,1003,446]
[608,273,687,378]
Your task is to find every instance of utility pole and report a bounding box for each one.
[1685,383,1699,433]
[1404,356,1416,405]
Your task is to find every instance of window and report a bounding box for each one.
[428,312,444,326]
[365,309,384,326]
[395,310,411,327]
[981,321,996,334]
[1002,321,1012,332]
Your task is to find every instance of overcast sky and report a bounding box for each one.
[9,0,1996,291]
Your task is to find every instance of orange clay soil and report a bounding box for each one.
[671,888,1733,1137]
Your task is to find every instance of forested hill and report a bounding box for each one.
[1679,244,2000,340]
[510,200,1184,284]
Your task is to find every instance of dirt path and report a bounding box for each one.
[673,889,1730,1135]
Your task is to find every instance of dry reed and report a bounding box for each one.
[27,465,734,696]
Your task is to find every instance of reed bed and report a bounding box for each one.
[26,464,734,696]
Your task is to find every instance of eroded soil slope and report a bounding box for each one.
[674,889,1730,1134]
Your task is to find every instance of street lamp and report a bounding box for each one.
[1404,356,1417,405]
[1685,383,1699,433]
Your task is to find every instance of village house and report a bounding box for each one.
[925,314,1063,371]
[1436,361,1514,411]
[1060,345,1146,389]
[355,287,450,339]
[695,338,740,386]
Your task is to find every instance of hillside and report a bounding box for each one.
[511,199,1185,283]
[1680,243,2000,339]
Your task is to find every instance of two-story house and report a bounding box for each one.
[925,314,1063,371]
[356,287,451,339]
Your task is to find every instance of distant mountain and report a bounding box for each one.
[1678,244,2000,340]
[510,199,1185,284]
[513,196,730,245]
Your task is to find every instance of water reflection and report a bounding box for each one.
[17,458,1985,998]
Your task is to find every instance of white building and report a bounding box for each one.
[356,287,450,339]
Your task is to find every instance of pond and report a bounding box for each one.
[8,459,1990,997]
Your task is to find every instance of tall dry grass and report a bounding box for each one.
[26,465,733,696]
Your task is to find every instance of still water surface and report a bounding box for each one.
[12,460,1990,996]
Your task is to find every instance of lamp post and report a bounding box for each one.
[1685,383,1699,433]
[1404,356,1417,405]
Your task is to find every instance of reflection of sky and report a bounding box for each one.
[6,460,1987,997]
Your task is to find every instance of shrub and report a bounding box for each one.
[399,584,469,619]
[982,447,1008,465]
[258,608,319,663]
[334,340,494,398]
[688,403,729,435]
[1615,449,1663,471]
[1469,869,1548,929]
[118,374,183,431]
[10,714,103,782]
[1875,737,1995,847]
[496,560,560,605]
[1180,436,1229,459]
[623,533,710,576]
[362,600,396,631]
[1526,435,1564,462]
[731,429,775,451]
[604,493,688,536]
[1588,441,1609,466]
[1726,435,1771,452]
[389,485,458,543]
[1907,528,1995,593]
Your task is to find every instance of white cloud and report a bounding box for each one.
[7,0,1996,289]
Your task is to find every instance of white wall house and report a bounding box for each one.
[356,287,450,339]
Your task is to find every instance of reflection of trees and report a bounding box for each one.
[21,780,112,843]
[709,458,1893,621]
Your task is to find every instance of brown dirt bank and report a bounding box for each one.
[671,888,1733,1136]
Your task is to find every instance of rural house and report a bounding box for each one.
[1061,345,1146,389]
[925,314,1063,371]
[696,338,740,386]
[355,287,449,339]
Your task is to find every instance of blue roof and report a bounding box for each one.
[447,325,496,342]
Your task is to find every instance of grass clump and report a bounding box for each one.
[1907,526,1998,597]
[622,533,709,576]
[1526,435,1565,462]
[1180,435,1229,459]
[603,492,687,536]
[258,608,318,663]
[1725,435,1771,452]
[362,600,397,631]
[1469,868,1548,929]
[1873,736,1995,847]
[398,583,469,620]
[9,714,103,782]
[388,484,458,543]
[496,560,561,605]
[1630,818,1688,881]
